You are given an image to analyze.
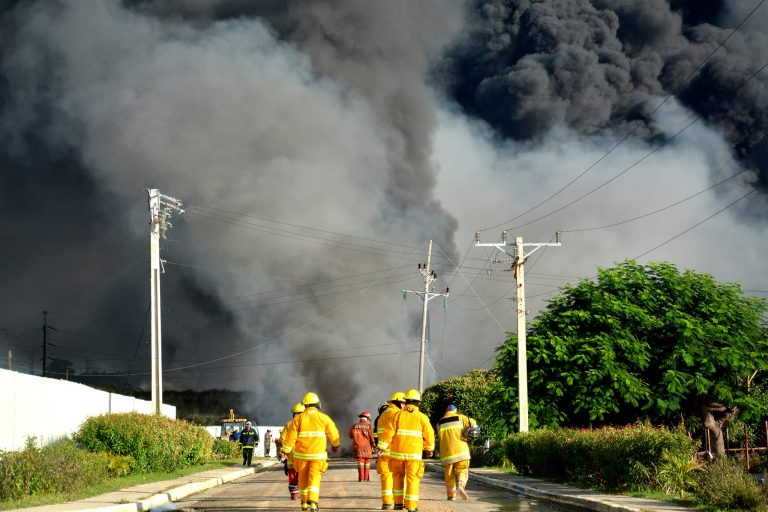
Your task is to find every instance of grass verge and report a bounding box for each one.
[0,458,251,511]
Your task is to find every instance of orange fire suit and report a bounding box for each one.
[437,411,476,499]
[281,407,340,508]
[375,404,400,505]
[378,404,435,511]
[349,420,374,481]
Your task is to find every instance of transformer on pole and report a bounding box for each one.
[147,189,184,415]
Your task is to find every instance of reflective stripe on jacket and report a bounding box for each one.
[437,412,476,464]
[282,407,340,460]
[375,404,400,454]
[378,404,435,461]
[239,428,259,447]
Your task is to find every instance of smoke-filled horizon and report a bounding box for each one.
[1,0,767,425]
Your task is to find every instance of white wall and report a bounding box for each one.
[0,368,176,451]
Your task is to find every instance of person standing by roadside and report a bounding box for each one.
[437,405,477,501]
[239,421,259,467]
[349,411,375,482]
[281,392,341,512]
[263,429,273,457]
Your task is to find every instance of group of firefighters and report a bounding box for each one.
[274,389,478,512]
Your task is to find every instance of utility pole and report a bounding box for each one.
[148,189,184,415]
[474,231,562,432]
[7,349,12,371]
[41,310,57,377]
[402,240,449,393]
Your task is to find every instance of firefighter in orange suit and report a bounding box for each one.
[378,389,435,512]
[437,404,477,501]
[376,391,405,509]
[349,411,375,481]
[279,402,305,501]
[281,392,340,512]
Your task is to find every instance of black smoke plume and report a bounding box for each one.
[444,0,768,185]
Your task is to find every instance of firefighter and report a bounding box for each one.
[349,411,375,482]
[378,389,435,512]
[281,392,340,512]
[437,404,478,501]
[279,402,305,501]
[239,421,259,467]
[376,392,405,510]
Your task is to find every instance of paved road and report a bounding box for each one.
[174,459,563,512]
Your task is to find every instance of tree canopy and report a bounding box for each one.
[422,369,503,437]
[495,261,768,430]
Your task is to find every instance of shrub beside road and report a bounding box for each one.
[0,412,227,508]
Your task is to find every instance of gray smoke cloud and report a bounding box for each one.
[0,0,464,424]
[2,0,767,432]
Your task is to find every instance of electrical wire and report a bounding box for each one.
[560,168,751,232]
[635,189,755,259]
[477,0,768,233]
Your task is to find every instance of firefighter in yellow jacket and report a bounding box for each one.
[375,391,405,509]
[278,402,305,501]
[281,392,340,511]
[378,389,435,512]
[437,404,477,501]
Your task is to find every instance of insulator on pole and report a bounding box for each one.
[474,232,480,243]
[501,231,508,242]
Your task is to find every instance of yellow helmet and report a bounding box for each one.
[390,391,406,402]
[302,392,320,406]
[405,389,421,401]
[292,402,305,414]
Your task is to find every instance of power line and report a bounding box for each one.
[48,351,401,377]
[635,189,755,259]
[560,168,751,233]
[478,0,767,233]
[501,61,768,233]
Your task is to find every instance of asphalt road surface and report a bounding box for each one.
[173,459,564,512]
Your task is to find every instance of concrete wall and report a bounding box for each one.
[0,368,176,451]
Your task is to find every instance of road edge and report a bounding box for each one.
[425,463,682,512]
[74,460,281,512]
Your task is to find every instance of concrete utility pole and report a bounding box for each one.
[474,232,562,432]
[7,349,12,371]
[148,189,184,415]
[402,240,450,393]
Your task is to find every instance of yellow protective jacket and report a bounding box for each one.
[437,411,476,464]
[375,404,400,450]
[279,420,294,467]
[378,404,435,461]
[282,407,340,461]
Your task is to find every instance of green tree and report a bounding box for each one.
[422,369,503,438]
[495,261,768,453]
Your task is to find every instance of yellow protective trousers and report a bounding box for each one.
[294,459,327,506]
[389,459,424,510]
[376,455,394,505]
[443,459,470,498]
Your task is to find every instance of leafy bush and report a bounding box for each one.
[694,457,767,511]
[469,442,514,470]
[0,438,110,501]
[504,424,697,491]
[212,438,240,459]
[655,450,702,499]
[422,369,503,438]
[75,413,213,473]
